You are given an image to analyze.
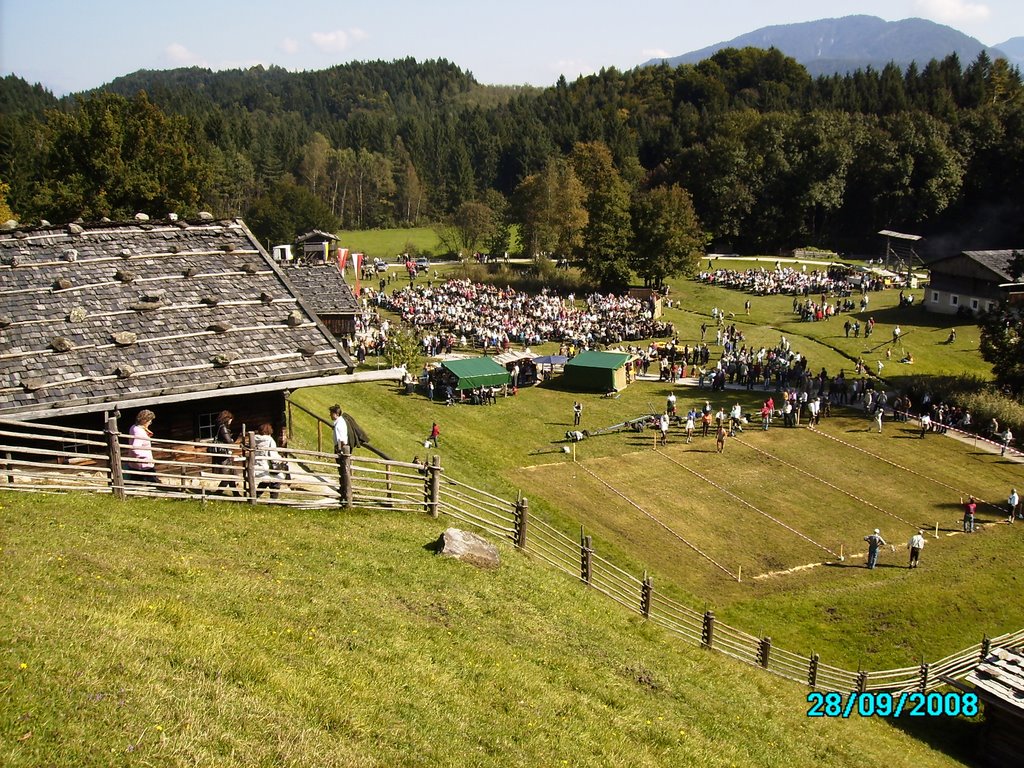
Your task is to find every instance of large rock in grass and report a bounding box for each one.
[437,528,500,570]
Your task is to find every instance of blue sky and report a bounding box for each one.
[2,0,1022,96]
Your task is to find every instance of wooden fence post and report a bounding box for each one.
[918,662,930,692]
[702,610,715,649]
[5,451,14,485]
[808,653,820,689]
[856,670,868,693]
[514,496,529,549]
[337,444,352,509]
[427,455,441,518]
[244,431,257,504]
[105,416,125,500]
[385,463,393,507]
[580,532,592,586]
[641,573,653,619]
[317,420,323,454]
[759,636,772,668]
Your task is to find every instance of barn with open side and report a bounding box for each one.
[562,350,632,392]
[0,216,354,444]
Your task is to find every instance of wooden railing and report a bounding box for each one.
[1,414,1021,694]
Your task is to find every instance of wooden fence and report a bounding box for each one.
[1,413,1021,694]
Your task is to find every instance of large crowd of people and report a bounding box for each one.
[373,279,673,348]
[697,264,876,297]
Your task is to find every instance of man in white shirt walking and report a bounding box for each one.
[908,530,925,569]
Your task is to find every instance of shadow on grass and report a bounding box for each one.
[888,714,981,766]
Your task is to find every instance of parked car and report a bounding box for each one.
[373,258,388,273]
[415,257,430,272]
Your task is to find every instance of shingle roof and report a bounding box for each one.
[962,251,1021,282]
[927,250,1022,282]
[965,647,1024,715]
[295,230,338,244]
[0,218,353,419]
[282,264,360,316]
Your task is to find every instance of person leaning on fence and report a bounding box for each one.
[127,409,161,486]
[908,530,925,569]
[864,528,886,569]
[253,423,283,500]
[329,404,349,452]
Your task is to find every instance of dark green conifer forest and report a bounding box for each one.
[2,49,1023,283]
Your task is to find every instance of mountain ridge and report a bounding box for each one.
[647,15,1010,76]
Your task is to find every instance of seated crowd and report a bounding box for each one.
[376,280,673,348]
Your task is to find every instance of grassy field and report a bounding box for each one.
[336,227,443,261]
[0,492,979,767]
[292,260,1018,674]
[1,260,1016,765]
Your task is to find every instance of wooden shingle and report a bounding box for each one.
[0,218,354,419]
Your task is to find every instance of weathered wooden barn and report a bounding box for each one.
[924,250,1024,315]
[964,647,1024,767]
[0,216,354,442]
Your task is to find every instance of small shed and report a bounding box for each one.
[295,230,338,265]
[563,350,631,392]
[440,357,511,390]
[964,647,1024,767]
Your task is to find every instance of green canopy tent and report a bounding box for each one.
[563,350,632,392]
[440,357,512,390]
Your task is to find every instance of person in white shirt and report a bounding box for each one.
[1009,488,1020,523]
[729,403,743,435]
[908,530,925,569]
[329,404,349,452]
[659,413,669,445]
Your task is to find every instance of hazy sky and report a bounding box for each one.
[2,0,1022,96]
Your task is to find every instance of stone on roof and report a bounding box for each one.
[966,647,1024,714]
[0,217,353,419]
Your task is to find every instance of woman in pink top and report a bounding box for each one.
[127,409,160,486]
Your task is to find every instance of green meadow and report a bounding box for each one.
[2,259,1018,766]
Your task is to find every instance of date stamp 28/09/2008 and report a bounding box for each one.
[806,691,979,718]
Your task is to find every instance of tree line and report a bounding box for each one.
[1,48,1023,287]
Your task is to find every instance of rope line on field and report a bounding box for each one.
[653,448,840,559]
[572,458,737,580]
[806,425,1002,513]
[734,436,917,529]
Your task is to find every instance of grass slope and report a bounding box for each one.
[0,493,975,767]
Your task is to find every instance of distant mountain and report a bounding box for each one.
[647,15,1009,76]
[995,36,1024,65]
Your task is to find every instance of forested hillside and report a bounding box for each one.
[1,49,1023,282]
